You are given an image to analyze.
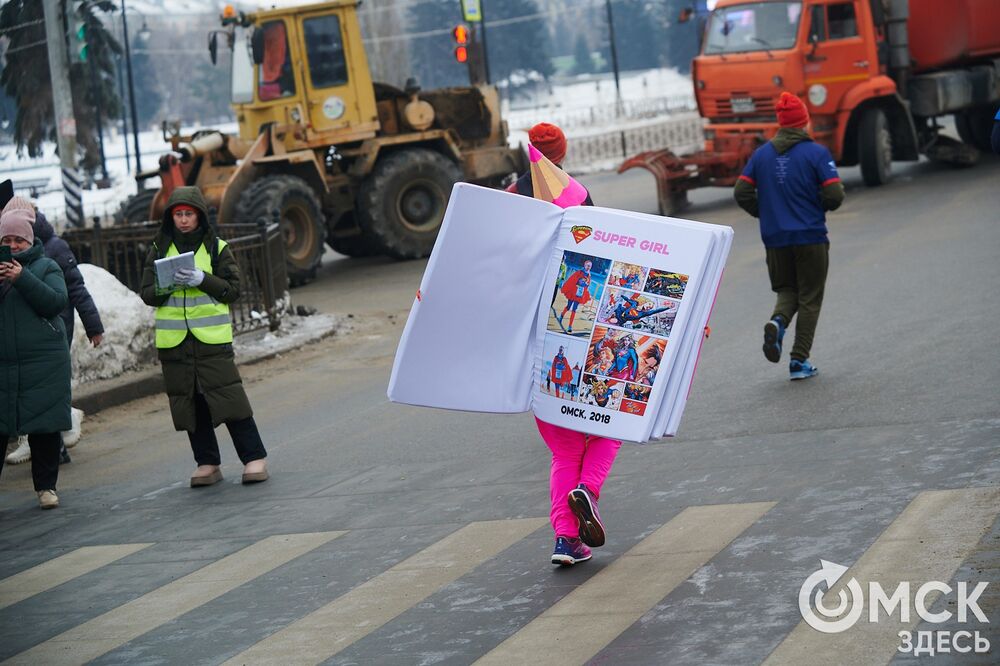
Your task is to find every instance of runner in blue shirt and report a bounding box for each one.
[734,92,845,380]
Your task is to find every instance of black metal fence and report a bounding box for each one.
[64,218,289,335]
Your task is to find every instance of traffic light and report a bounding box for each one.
[68,0,89,63]
[453,24,469,64]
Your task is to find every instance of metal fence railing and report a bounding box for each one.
[505,94,697,131]
[64,217,289,335]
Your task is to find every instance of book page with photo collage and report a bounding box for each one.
[531,206,716,442]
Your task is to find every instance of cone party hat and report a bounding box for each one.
[528,143,588,209]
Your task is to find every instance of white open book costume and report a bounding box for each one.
[388,183,733,442]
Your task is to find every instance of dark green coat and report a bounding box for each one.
[0,240,72,435]
[139,187,251,433]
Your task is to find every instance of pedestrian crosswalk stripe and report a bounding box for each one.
[475,502,777,665]
[763,487,1000,666]
[224,517,547,666]
[3,531,344,666]
[0,543,153,611]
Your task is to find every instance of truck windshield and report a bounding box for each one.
[703,2,803,55]
[231,27,253,104]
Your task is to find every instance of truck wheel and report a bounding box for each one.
[114,188,157,226]
[236,175,326,287]
[954,106,993,152]
[859,108,892,187]
[358,149,462,260]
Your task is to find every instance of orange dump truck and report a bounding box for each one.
[623,0,1000,215]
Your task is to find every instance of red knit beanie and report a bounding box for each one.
[776,92,809,128]
[528,122,567,165]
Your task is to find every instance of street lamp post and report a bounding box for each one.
[120,0,142,174]
[116,53,130,173]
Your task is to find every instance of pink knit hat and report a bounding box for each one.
[2,195,35,216]
[0,208,35,244]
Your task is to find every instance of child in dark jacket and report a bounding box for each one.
[733,92,845,380]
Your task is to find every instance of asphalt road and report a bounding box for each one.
[1,156,998,665]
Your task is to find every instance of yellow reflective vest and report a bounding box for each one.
[155,240,233,348]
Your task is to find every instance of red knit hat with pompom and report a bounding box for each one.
[528,122,567,165]
[776,92,810,128]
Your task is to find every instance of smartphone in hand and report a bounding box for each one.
[0,245,12,263]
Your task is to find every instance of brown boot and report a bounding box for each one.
[190,465,223,487]
[241,459,269,484]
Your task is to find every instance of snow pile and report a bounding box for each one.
[71,264,156,387]
[234,312,340,361]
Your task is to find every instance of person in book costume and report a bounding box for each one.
[508,124,622,567]
[733,92,844,381]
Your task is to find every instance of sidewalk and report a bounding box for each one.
[73,313,343,416]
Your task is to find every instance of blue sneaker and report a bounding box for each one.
[789,358,818,380]
[551,537,592,566]
[763,317,785,363]
[568,484,606,547]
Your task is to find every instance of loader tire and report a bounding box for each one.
[358,149,462,260]
[114,188,157,226]
[236,175,326,287]
[859,107,892,187]
[327,215,383,258]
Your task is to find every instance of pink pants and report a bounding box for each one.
[535,417,622,539]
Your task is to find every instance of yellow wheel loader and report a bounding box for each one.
[118,0,527,285]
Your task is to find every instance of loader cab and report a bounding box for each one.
[227,1,379,143]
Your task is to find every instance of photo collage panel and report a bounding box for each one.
[541,252,690,416]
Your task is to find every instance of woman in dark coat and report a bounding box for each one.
[140,186,269,487]
[0,208,71,509]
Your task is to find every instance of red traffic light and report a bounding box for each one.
[452,24,469,44]
[454,45,469,63]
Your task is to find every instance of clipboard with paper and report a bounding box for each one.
[153,252,195,295]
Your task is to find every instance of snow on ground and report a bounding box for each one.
[71,264,156,387]
[233,312,340,361]
[0,122,237,230]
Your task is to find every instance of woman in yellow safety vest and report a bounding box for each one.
[140,186,269,487]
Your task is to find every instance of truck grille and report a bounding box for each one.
[705,94,777,120]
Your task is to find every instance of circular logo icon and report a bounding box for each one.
[322,96,346,120]
[799,560,864,634]
[808,84,828,107]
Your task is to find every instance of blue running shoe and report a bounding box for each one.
[568,484,606,547]
[789,358,818,380]
[763,317,785,363]
[551,537,592,566]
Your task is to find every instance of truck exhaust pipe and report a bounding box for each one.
[886,0,911,95]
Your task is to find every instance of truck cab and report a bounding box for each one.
[620,0,999,214]
[693,0,898,169]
